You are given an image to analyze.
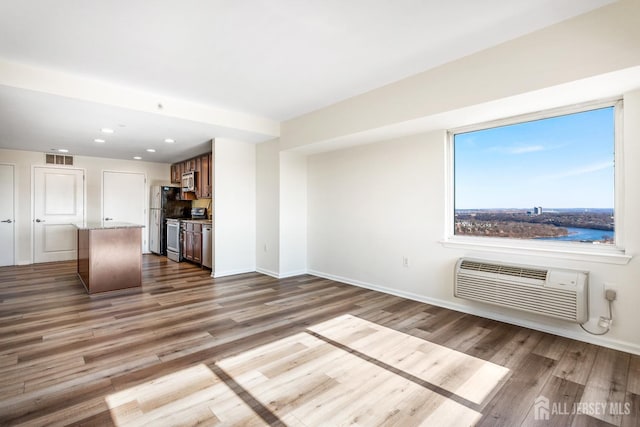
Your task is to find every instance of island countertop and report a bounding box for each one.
[74,222,144,230]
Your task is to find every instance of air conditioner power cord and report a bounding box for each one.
[579,297,614,336]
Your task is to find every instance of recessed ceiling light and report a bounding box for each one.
[94,138,105,143]
[164,138,175,143]
[133,156,142,160]
[58,149,69,153]
[146,148,156,153]
[101,128,114,134]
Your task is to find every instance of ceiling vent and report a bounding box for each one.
[45,153,74,166]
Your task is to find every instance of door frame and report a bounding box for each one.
[31,164,87,264]
[0,163,16,266]
[101,169,148,252]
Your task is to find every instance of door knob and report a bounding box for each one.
[1,219,12,223]
[104,217,113,221]
[35,219,45,223]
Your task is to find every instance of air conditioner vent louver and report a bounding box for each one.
[459,259,548,281]
[455,258,588,323]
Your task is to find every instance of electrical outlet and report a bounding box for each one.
[603,283,618,300]
[605,289,617,301]
[402,256,409,268]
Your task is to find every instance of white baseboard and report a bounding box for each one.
[255,267,307,279]
[256,267,280,278]
[307,269,640,356]
[213,267,256,278]
[279,269,307,279]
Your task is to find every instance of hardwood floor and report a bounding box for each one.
[0,255,638,426]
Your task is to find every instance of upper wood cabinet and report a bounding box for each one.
[170,152,213,198]
[201,153,211,198]
[170,164,180,184]
[195,156,203,198]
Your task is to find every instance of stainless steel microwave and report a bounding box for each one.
[182,171,196,192]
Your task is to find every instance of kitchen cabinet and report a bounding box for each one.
[175,162,184,184]
[170,164,180,184]
[193,227,202,264]
[185,158,196,172]
[182,221,202,264]
[195,156,203,198]
[170,151,213,199]
[184,229,192,259]
[201,153,212,198]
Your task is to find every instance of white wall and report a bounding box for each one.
[306,91,640,354]
[307,133,439,290]
[279,150,307,277]
[255,142,308,278]
[281,0,640,149]
[256,139,280,277]
[80,155,169,220]
[0,148,169,264]
[213,138,256,277]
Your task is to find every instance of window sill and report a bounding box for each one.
[440,237,631,265]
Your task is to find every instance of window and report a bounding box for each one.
[449,100,621,250]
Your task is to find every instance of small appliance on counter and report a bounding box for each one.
[191,207,208,220]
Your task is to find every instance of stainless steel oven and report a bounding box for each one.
[166,218,181,262]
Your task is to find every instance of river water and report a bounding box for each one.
[537,227,614,242]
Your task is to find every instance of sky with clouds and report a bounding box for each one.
[454,106,615,210]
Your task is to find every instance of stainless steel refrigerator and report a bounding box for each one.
[149,186,191,255]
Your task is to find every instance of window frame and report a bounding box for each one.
[443,98,629,264]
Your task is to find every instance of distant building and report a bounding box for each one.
[534,206,543,215]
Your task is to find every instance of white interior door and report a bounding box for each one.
[103,171,147,251]
[0,164,15,266]
[34,167,85,263]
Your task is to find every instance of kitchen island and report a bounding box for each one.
[75,222,144,294]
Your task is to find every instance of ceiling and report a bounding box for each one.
[0,0,616,163]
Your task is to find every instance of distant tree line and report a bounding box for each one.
[456,211,613,231]
[455,220,568,239]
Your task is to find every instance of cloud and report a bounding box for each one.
[539,161,614,180]
[487,144,548,154]
[508,145,546,154]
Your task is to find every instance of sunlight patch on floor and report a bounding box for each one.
[105,314,509,426]
[308,314,510,405]
[105,364,268,426]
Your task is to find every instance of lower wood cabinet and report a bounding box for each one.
[181,222,202,264]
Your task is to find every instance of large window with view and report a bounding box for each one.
[452,101,619,247]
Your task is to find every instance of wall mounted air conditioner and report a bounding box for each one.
[454,258,588,323]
